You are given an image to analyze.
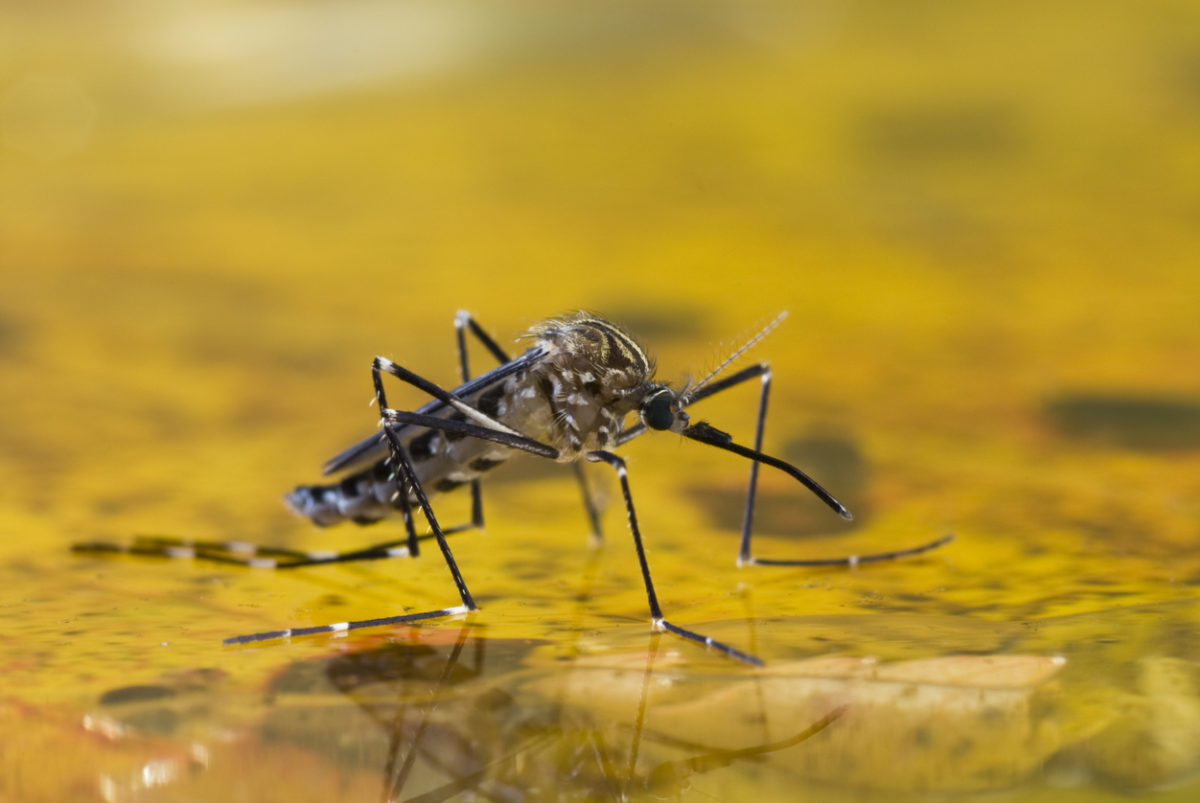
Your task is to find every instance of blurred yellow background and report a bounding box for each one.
[3,1,1200,800]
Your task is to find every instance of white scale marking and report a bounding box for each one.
[305,550,338,560]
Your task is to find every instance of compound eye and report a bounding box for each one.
[644,391,675,431]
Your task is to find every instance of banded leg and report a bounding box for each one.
[224,364,565,645]
[73,530,438,569]
[73,463,439,568]
[224,409,563,644]
[586,450,764,667]
[224,425,480,646]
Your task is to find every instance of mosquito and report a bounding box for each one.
[75,311,950,666]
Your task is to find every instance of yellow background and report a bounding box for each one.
[2,1,1199,800]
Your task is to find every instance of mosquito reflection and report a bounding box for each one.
[294,625,843,802]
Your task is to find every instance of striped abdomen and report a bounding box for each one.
[285,428,515,527]
[285,368,539,527]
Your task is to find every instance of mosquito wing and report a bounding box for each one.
[321,346,548,475]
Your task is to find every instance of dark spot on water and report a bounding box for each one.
[980,706,1006,723]
[1045,392,1200,450]
[686,433,867,536]
[783,435,867,490]
[121,708,182,735]
[684,484,863,537]
[99,685,175,705]
[325,642,477,690]
[951,737,976,757]
[854,101,1025,164]
[0,311,19,352]
[474,687,515,713]
[1168,48,1200,109]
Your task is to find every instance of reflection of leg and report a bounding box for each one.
[386,626,475,800]
[627,629,661,795]
[586,450,764,667]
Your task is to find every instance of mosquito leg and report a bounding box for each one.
[455,309,510,366]
[682,421,954,566]
[224,440,478,646]
[619,363,776,562]
[370,354,561,609]
[71,530,457,568]
[379,409,559,459]
[373,357,527,439]
[75,450,429,569]
[382,420,476,610]
[586,450,764,667]
[226,368,550,645]
[636,362,775,563]
[391,462,421,558]
[630,358,951,568]
[738,366,770,565]
[572,461,604,542]
[455,310,511,531]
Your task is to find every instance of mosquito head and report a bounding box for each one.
[639,386,689,433]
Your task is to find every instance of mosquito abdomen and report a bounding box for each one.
[286,441,515,527]
[285,461,397,527]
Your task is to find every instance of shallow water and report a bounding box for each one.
[3,1,1200,800]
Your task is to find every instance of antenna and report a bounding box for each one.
[681,311,788,405]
